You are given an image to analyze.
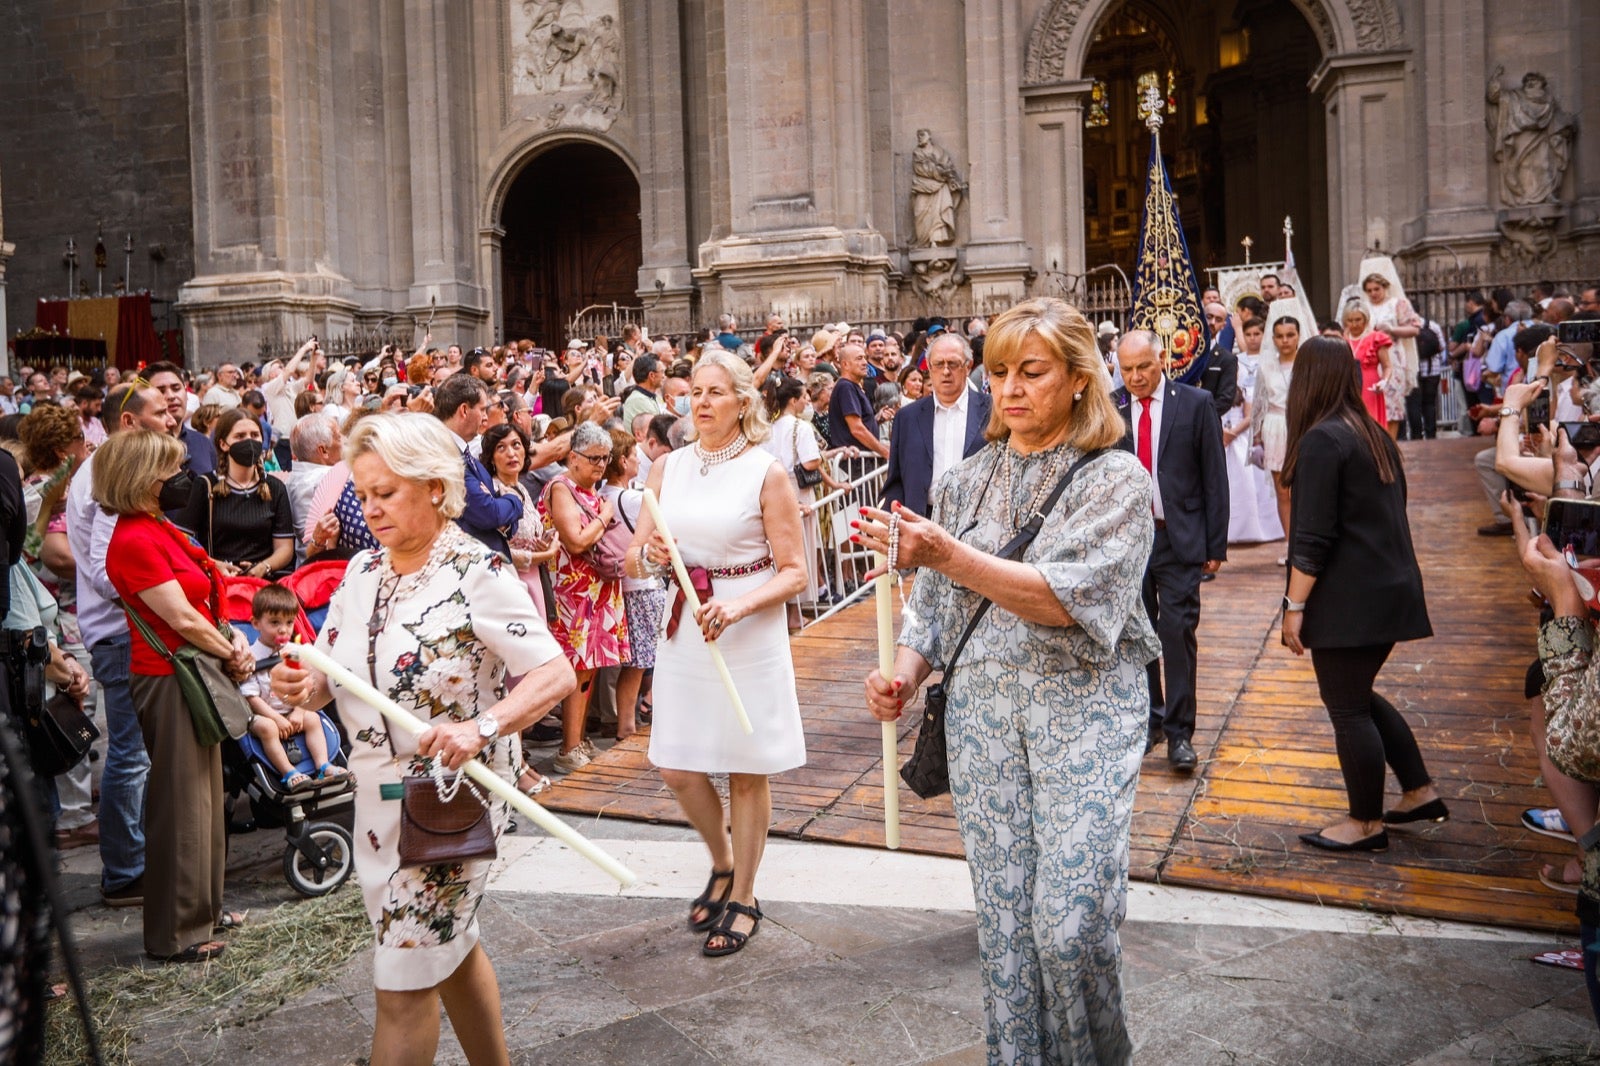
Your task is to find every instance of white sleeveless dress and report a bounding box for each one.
[648,446,807,775]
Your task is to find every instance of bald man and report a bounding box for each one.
[1198,302,1238,417]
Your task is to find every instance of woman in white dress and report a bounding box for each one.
[1253,309,1303,557]
[1221,365,1285,544]
[625,350,809,957]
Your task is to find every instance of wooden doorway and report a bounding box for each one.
[500,142,642,347]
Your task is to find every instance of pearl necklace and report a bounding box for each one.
[695,432,749,476]
[999,444,1068,532]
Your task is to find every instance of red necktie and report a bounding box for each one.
[1137,397,1153,475]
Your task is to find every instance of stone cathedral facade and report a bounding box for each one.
[0,0,1595,364]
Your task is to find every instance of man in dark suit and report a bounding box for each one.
[1116,331,1229,771]
[883,333,993,516]
[1198,301,1238,417]
[434,373,522,560]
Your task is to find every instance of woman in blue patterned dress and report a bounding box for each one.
[859,297,1158,1066]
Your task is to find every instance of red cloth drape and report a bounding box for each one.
[35,299,67,335]
[115,293,159,370]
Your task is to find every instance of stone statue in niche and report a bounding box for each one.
[911,129,966,248]
[1486,67,1576,207]
[512,0,623,131]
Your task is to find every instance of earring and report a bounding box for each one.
[1073,391,1083,401]
[432,496,442,506]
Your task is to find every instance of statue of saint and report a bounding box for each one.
[1486,67,1576,206]
[911,129,965,248]
[584,14,622,114]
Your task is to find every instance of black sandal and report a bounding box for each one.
[703,900,762,957]
[688,868,735,932]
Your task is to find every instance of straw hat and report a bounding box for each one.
[810,329,837,357]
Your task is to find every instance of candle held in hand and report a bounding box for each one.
[875,555,902,850]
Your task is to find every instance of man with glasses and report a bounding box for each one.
[145,360,216,476]
[65,379,178,907]
[1198,301,1239,417]
[882,332,991,518]
[435,373,522,560]
[1576,285,1600,318]
[202,363,244,408]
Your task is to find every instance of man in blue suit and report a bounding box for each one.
[883,333,992,516]
[1115,331,1229,772]
[434,373,522,560]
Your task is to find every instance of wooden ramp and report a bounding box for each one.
[546,436,1577,933]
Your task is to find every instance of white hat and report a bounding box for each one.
[1097,321,1118,337]
[566,339,586,350]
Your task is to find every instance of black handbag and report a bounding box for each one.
[900,449,1109,799]
[25,690,100,779]
[792,419,824,489]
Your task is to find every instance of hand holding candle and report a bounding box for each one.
[640,488,755,735]
[282,643,638,887]
[875,554,902,850]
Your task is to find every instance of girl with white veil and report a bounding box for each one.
[1251,299,1305,560]
[1354,255,1422,441]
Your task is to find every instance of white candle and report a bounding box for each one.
[283,643,638,887]
[875,555,901,850]
[640,489,755,735]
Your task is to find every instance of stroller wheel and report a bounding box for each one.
[284,822,354,898]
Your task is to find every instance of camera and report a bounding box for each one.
[1563,422,1600,450]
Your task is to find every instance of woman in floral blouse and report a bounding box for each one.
[271,413,575,1066]
[859,297,1158,1065]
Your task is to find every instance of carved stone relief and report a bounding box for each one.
[511,0,624,131]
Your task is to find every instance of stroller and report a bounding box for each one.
[219,562,356,897]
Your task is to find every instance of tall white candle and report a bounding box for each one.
[640,488,755,735]
[875,556,902,850]
[283,643,638,887]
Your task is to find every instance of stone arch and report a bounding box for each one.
[1021,0,1404,86]
[481,130,641,232]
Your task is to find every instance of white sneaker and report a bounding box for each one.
[551,747,591,774]
[579,738,597,758]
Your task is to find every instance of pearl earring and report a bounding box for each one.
[432,496,442,506]
[1073,391,1083,401]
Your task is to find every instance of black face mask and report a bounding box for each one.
[227,438,263,468]
[157,471,193,512]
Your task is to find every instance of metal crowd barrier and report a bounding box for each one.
[797,458,887,628]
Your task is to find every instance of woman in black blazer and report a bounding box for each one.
[1280,337,1442,852]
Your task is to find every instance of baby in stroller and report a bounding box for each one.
[239,585,352,791]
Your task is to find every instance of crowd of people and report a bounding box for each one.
[7,274,1600,1063]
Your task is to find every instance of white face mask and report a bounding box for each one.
[800,404,815,421]
[673,395,691,416]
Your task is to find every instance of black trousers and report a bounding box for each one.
[1308,642,1433,822]
[1404,375,1441,440]
[1142,527,1203,742]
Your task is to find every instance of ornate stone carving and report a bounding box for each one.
[910,129,965,248]
[911,254,963,303]
[1486,67,1576,207]
[1022,0,1399,86]
[511,0,623,131]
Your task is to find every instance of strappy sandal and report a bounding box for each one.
[281,770,315,792]
[149,940,226,964]
[316,762,352,782]
[213,910,248,932]
[703,900,763,957]
[517,769,552,797]
[688,868,735,932]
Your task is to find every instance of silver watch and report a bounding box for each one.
[477,714,500,743]
[1555,479,1585,492]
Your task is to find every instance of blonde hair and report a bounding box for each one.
[343,412,466,519]
[980,297,1125,451]
[687,350,772,444]
[92,429,186,516]
[1362,272,1390,292]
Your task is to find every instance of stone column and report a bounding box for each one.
[961,0,1031,301]
[477,225,505,345]
[1022,82,1094,283]
[629,0,695,326]
[1311,53,1412,307]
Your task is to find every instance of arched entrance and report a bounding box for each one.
[1078,0,1326,295]
[499,142,641,345]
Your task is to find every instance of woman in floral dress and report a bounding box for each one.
[271,412,574,1066]
[540,420,630,773]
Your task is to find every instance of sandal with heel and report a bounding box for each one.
[703,900,763,957]
[688,868,735,932]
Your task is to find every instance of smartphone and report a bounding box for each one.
[1527,395,1551,428]
[1559,321,1600,345]
[1562,422,1600,449]
[1544,498,1600,556]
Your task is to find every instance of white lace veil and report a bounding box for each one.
[1355,254,1418,390]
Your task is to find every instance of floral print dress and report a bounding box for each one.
[538,475,630,671]
[899,441,1160,1066]
[314,523,563,991]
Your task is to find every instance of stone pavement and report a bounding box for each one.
[53,813,1600,1065]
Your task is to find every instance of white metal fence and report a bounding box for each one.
[797,459,888,628]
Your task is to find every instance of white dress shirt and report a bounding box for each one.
[931,388,971,486]
[1135,379,1167,521]
[65,456,123,646]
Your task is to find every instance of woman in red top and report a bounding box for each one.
[93,430,254,963]
[1342,302,1393,430]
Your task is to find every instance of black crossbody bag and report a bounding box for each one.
[900,449,1108,799]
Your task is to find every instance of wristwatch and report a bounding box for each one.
[1555,479,1585,492]
[477,714,500,744]
[1281,597,1306,613]
[1499,406,1520,420]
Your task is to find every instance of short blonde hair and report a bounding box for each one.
[344,412,466,519]
[687,351,772,444]
[981,297,1125,451]
[1362,273,1390,292]
[92,429,185,516]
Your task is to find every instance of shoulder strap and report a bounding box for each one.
[938,448,1107,685]
[120,598,176,663]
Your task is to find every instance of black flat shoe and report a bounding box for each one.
[1299,829,1388,852]
[704,900,763,957]
[1383,798,1449,825]
[688,868,735,932]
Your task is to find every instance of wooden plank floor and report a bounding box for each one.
[545,435,1578,933]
